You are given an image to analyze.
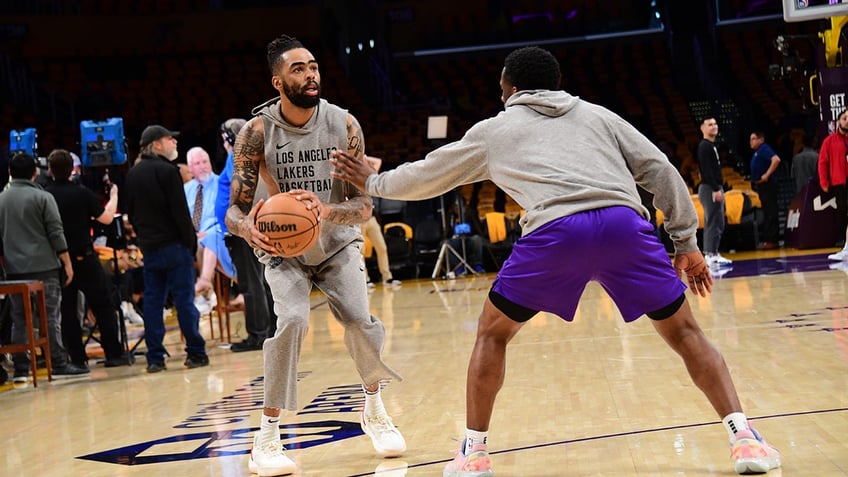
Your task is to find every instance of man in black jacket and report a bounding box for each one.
[125,125,209,373]
[46,149,132,368]
[697,117,732,267]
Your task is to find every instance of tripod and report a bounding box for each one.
[80,216,132,364]
[431,190,482,279]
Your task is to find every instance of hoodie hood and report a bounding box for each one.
[505,90,578,118]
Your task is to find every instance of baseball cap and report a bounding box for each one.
[139,125,180,147]
[70,152,81,167]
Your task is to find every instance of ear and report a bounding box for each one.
[271,75,283,91]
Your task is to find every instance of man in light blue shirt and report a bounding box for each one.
[185,146,234,313]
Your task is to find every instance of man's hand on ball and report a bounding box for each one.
[674,251,713,297]
[243,199,276,254]
[287,189,323,221]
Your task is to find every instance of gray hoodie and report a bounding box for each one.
[254,98,364,265]
[366,90,699,254]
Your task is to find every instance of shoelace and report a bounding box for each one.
[256,440,287,458]
[364,414,397,433]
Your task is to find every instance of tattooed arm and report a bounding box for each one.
[321,113,373,225]
[225,118,276,253]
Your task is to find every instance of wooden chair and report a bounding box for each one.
[211,270,232,343]
[0,280,52,387]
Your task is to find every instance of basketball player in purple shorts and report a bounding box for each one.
[331,46,781,476]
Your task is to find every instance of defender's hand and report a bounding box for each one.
[330,150,377,192]
[674,251,713,297]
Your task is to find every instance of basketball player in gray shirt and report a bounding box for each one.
[331,46,780,476]
[225,34,405,477]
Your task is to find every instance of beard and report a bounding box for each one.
[284,81,320,109]
[840,124,848,134]
[165,148,179,161]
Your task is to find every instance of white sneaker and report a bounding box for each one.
[361,411,406,457]
[248,439,296,476]
[706,253,733,267]
[194,294,213,315]
[827,249,848,261]
[121,301,144,325]
[384,279,402,286]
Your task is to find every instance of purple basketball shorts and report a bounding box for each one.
[492,206,687,322]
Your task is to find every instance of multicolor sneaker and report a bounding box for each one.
[248,439,296,476]
[731,429,781,474]
[443,440,494,477]
[361,411,407,457]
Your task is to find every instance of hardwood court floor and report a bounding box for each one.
[1,248,847,476]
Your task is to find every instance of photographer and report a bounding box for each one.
[46,149,133,368]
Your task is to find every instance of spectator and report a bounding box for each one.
[215,118,276,352]
[748,130,781,250]
[697,117,733,266]
[791,133,818,195]
[125,125,209,373]
[184,146,235,314]
[46,149,133,368]
[0,153,89,381]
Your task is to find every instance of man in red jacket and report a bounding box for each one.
[819,109,848,260]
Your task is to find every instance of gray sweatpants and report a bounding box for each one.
[259,242,402,410]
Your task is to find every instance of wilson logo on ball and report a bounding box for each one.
[254,193,321,258]
[257,221,298,233]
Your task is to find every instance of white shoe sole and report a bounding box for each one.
[735,457,780,474]
[248,454,296,476]
[361,413,407,457]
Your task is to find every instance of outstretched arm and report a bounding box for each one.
[330,149,377,193]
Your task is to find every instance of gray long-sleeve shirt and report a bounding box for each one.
[0,179,68,275]
[366,90,699,254]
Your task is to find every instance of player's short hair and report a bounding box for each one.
[503,46,561,92]
[47,148,74,180]
[267,34,305,75]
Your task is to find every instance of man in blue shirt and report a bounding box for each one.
[749,131,782,250]
[215,119,276,352]
[185,146,235,315]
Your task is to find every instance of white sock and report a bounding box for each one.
[363,384,387,417]
[464,429,488,454]
[257,413,281,446]
[722,412,750,442]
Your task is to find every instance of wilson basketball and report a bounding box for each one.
[255,193,320,257]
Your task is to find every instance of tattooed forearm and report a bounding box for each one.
[225,121,265,238]
[325,195,372,225]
